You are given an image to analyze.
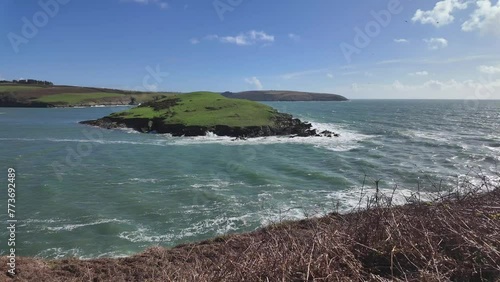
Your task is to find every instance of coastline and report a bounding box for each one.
[2,188,498,281]
[0,103,133,109]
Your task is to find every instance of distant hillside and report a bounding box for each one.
[221,90,348,101]
[0,83,348,107]
[0,83,175,107]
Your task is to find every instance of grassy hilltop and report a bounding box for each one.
[81,92,325,137]
[110,91,278,127]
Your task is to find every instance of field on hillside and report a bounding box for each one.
[0,85,44,92]
[0,84,174,107]
[35,93,125,105]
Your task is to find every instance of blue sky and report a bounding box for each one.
[1,0,499,98]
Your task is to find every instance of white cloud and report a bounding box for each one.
[125,0,168,9]
[394,38,409,43]
[190,38,200,45]
[423,37,448,50]
[392,80,406,91]
[392,78,500,97]
[207,31,275,46]
[478,65,500,74]
[338,78,500,99]
[423,80,451,90]
[288,33,301,41]
[462,0,500,36]
[412,0,500,36]
[245,77,263,90]
[377,54,500,65]
[412,0,469,27]
[409,71,429,76]
[326,73,334,79]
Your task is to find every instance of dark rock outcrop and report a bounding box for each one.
[80,113,339,138]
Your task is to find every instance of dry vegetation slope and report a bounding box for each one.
[1,188,499,281]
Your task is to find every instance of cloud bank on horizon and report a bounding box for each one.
[1,0,499,99]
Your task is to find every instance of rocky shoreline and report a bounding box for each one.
[80,113,339,138]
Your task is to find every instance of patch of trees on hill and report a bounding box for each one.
[0,79,53,85]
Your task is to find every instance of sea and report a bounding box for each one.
[0,100,498,259]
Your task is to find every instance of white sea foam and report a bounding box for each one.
[484,144,500,153]
[46,218,130,232]
[129,178,159,184]
[118,226,174,243]
[326,187,435,212]
[119,213,255,244]
[456,173,500,189]
[36,248,83,260]
[24,218,60,224]
[190,178,238,189]
[400,130,452,143]
[0,122,373,151]
[34,247,132,259]
[162,122,373,152]
[18,218,61,229]
[180,214,253,237]
[95,251,134,259]
[257,205,308,225]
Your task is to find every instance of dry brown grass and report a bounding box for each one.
[2,184,499,281]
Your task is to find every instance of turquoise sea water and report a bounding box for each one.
[0,100,499,259]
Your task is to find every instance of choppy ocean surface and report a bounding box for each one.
[0,100,498,259]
